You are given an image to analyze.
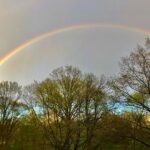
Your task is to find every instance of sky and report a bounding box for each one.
[0,0,150,85]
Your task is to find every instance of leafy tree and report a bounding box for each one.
[28,66,107,150]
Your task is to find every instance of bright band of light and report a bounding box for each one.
[0,23,149,66]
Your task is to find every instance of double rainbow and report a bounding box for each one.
[0,23,149,66]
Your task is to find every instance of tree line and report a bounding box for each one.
[0,38,150,150]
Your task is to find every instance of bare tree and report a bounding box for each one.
[0,81,22,150]
[108,38,150,147]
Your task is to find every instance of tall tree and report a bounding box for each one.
[0,81,22,150]
[30,66,107,150]
[108,38,150,147]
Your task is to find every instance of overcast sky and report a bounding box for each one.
[0,0,150,85]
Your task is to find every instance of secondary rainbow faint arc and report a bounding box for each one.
[0,23,149,66]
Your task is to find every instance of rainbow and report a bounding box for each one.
[0,23,149,66]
